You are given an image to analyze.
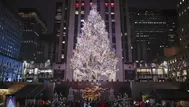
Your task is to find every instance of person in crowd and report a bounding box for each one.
[155,101,161,107]
[80,101,84,107]
[140,101,146,107]
[84,101,88,107]
[100,101,105,107]
[90,101,95,107]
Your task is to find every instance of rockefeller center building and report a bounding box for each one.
[53,0,124,81]
[165,0,189,82]
[0,1,23,82]
[18,8,47,63]
[52,0,179,81]
[128,8,178,82]
[129,8,178,63]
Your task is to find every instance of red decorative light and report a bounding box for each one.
[82,3,84,6]
[111,3,114,7]
[76,3,79,8]
[105,3,108,7]
[90,2,93,6]
[40,101,45,105]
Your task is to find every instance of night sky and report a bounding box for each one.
[4,0,179,34]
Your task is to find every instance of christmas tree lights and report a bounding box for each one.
[70,5,118,81]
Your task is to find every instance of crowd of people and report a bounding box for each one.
[133,100,186,107]
[14,100,183,107]
[17,93,183,107]
[51,100,114,107]
[50,92,131,107]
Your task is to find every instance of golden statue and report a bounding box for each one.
[82,86,103,101]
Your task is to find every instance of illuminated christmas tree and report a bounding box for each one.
[70,5,118,81]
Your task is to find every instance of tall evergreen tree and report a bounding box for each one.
[70,5,118,81]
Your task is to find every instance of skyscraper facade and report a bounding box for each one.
[0,1,23,82]
[54,0,124,81]
[129,8,178,62]
[177,0,189,50]
[52,1,70,80]
[166,0,189,82]
[53,1,70,63]
[18,8,47,63]
[120,0,132,63]
[0,4,23,59]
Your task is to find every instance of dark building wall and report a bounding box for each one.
[53,1,70,63]
[129,8,178,62]
[19,8,47,63]
[120,0,132,63]
[21,31,38,61]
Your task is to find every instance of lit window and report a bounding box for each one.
[64,27,66,30]
[76,3,79,8]
[82,3,84,6]
[62,41,65,44]
[182,28,184,31]
[57,8,62,12]
[81,11,84,14]
[75,11,79,15]
[61,54,64,59]
[105,3,108,7]
[111,12,114,14]
[90,2,93,6]
[111,3,114,7]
